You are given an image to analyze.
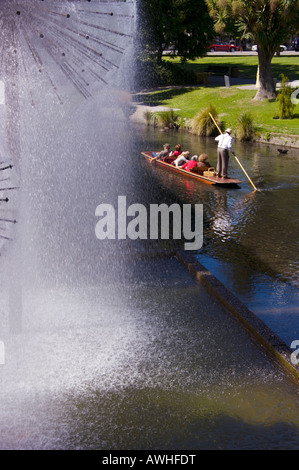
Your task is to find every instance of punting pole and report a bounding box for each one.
[209,112,260,192]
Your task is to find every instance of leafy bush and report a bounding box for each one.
[264,132,271,141]
[143,110,153,125]
[157,109,180,128]
[237,112,256,141]
[191,104,222,136]
[276,74,295,119]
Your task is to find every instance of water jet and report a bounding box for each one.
[0,0,298,451]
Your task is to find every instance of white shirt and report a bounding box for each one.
[174,155,187,166]
[215,133,234,152]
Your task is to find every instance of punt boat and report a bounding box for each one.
[141,152,241,187]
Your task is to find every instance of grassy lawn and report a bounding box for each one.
[140,55,299,137]
[171,54,299,81]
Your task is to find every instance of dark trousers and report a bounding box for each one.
[216,148,229,177]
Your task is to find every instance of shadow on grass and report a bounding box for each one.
[180,58,299,81]
[182,61,258,80]
[133,87,196,107]
[272,113,299,120]
[272,63,299,81]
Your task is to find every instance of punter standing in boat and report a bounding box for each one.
[215,128,235,178]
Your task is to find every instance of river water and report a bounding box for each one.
[134,125,299,349]
[0,103,298,451]
[0,0,298,451]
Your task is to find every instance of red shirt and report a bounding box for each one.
[181,160,197,171]
[171,150,182,158]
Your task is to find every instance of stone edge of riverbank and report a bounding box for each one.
[176,249,299,383]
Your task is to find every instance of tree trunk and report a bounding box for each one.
[254,48,276,100]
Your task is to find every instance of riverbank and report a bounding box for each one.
[129,78,299,149]
[130,101,299,149]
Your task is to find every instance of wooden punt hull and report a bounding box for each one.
[141,152,241,187]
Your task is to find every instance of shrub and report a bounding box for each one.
[143,110,153,125]
[191,104,222,136]
[276,74,295,119]
[237,112,256,141]
[264,132,271,141]
[176,116,187,128]
[157,109,180,128]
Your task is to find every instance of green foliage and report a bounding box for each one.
[137,0,213,64]
[143,110,154,125]
[140,68,299,137]
[264,132,271,141]
[237,112,256,141]
[206,0,240,37]
[157,109,181,128]
[192,105,222,136]
[276,74,295,119]
[206,0,299,48]
[205,0,299,99]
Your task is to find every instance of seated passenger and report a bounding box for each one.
[172,151,190,167]
[164,144,182,164]
[196,153,211,168]
[181,159,198,171]
[151,143,170,163]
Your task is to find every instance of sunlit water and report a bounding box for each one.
[0,115,298,449]
[0,0,298,448]
[134,126,299,348]
[1,256,299,450]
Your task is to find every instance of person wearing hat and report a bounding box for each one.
[215,128,235,178]
[151,143,171,163]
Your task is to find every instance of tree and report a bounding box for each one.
[137,0,213,64]
[276,74,295,118]
[174,0,214,62]
[206,0,299,100]
[137,0,174,64]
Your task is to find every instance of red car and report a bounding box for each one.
[208,42,240,52]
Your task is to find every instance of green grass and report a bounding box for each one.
[140,55,299,136]
[143,86,299,135]
[170,55,299,81]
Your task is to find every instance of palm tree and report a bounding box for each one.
[206,0,299,100]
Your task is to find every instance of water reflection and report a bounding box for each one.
[1,257,299,450]
[134,125,299,346]
[0,117,298,450]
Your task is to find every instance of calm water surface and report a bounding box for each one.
[0,117,298,450]
[134,125,299,348]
